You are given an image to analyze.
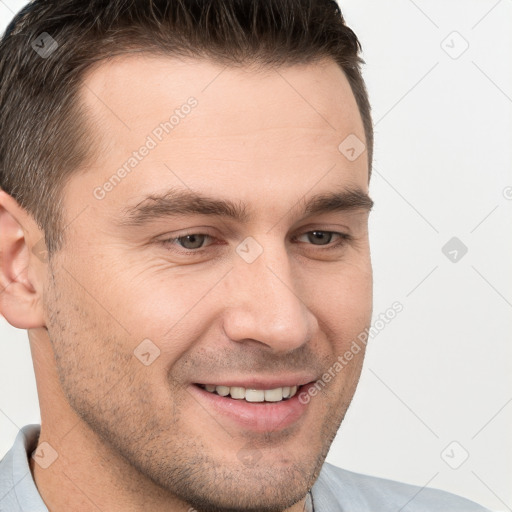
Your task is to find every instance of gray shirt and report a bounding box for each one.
[0,425,491,511]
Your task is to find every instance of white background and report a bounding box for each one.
[1,1,511,511]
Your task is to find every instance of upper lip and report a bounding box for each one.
[195,375,317,390]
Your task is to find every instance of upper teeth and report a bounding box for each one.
[202,385,299,402]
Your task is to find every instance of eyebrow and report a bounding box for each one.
[116,187,374,228]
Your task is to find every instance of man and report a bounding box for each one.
[0,1,491,511]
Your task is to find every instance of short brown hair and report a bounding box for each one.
[0,0,373,256]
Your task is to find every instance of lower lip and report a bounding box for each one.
[188,383,314,432]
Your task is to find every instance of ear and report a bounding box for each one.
[0,190,46,329]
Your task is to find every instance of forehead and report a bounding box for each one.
[67,54,368,224]
[81,53,362,128]
[79,53,365,154]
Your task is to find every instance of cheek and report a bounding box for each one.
[303,259,372,320]
[305,271,372,376]
[44,262,134,376]
[98,263,233,366]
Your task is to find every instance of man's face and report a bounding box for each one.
[42,55,372,510]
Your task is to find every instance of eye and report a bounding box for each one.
[294,230,351,248]
[164,233,213,251]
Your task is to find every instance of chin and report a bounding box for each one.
[181,468,312,512]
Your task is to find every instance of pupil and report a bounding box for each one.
[181,234,205,249]
[310,231,330,245]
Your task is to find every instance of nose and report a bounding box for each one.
[221,241,317,353]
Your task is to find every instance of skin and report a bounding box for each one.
[0,55,372,511]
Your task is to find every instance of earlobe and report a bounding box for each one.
[0,190,46,329]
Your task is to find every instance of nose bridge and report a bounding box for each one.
[222,239,315,352]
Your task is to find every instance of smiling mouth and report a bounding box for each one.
[195,384,301,403]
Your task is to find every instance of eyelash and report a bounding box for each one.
[159,230,352,255]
